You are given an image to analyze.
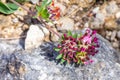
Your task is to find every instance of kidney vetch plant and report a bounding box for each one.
[55,29,99,65]
[1,0,99,65]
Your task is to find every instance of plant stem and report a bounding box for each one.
[37,17,61,37]
[10,0,61,38]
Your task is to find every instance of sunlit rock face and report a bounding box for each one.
[0,33,120,80]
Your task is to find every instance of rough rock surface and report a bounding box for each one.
[0,34,120,80]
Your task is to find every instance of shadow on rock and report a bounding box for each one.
[39,42,83,67]
[0,53,26,80]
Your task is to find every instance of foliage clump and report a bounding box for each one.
[55,29,99,65]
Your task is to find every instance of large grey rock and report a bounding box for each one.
[0,34,120,80]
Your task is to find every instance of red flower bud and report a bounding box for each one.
[57,44,61,48]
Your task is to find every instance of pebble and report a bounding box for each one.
[0,15,12,28]
[106,1,119,14]
[57,17,74,31]
[50,28,59,42]
[92,7,100,14]
[116,12,120,19]
[84,22,89,28]
[105,16,117,30]
[91,13,105,29]
[12,18,19,23]
[30,0,39,4]
[117,31,120,39]
[106,31,112,37]
[111,30,117,41]
[112,41,119,48]
[95,13,105,24]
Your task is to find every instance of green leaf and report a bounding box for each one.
[67,31,72,36]
[56,54,63,60]
[7,3,19,10]
[78,33,83,38]
[15,0,29,3]
[77,59,81,64]
[60,59,66,64]
[54,48,61,52]
[0,2,18,14]
[72,33,78,38]
[62,35,64,40]
[36,5,42,13]
[41,8,49,19]
[41,0,52,8]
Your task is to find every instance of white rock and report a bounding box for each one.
[106,31,112,37]
[57,17,74,31]
[106,1,119,14]
[91,13,105,29]
[30,0,39,4]
[41,26,50,41]
[84,22,89,28]
[12,18,19,23]
[96,13,105,24]
[41,27,49,36]
[116,12,120,19]
[25,25,44,50]
[111,30,117,41]
[117,31,120,39]
[92,7,100,14]
[112,41,119,48]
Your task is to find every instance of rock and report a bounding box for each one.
[50,28,59,42]
[25,25,44,50]
[40,26,50,42]
[30,0,39,4]
[92,7,100,14]
[84,22,89,28]
[12,18,19,23]
[104,16,117,30]
[117,31,120,39]
[57,17,74,31]
[116,12,120,19]
[0,31,120,80]
[111,30,117,41]
[91,13,105,29]
[106,1,119,14]
[112,41,119,48]
[95,13,105,24]
[106,31,112,37]
[0,15,12,28]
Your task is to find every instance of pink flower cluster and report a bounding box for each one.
[55,29,99,65]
